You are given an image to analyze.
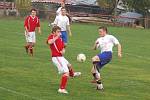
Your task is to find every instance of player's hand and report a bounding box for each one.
[60,49,65,55]
[25,31,29,36]
[69,32,72,36]
[118,52,122,58]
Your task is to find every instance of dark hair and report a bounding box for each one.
[52,26,61,33]
[30,8,37,12]
[99,26,108,33]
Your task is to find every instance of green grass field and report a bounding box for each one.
[0,18,150,100]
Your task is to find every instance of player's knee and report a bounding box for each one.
[92,56,100,64]
[63,72,69,77]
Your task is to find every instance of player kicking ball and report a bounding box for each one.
[91,26,122,90]
[24,9,41,56]
[47,26,81,94]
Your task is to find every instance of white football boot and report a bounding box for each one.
[58,89,68,94]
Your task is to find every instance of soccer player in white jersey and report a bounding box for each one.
[91,26,122,90]
[53,7,72,47]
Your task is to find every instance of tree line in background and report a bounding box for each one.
[4,0,150,16]
[97,0,150,16]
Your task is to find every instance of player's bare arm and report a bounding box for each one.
[48,36,59,44]
[93,41,99,50]
[25,26,28,33]
[60,48,65,55]
[67,25,72,36]
[117,43,122,58]
[38,27,41,34]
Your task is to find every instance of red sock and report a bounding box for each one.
[69,67,74,77]
[60,74,68,89]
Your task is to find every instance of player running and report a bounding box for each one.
[24,8,41,56]
[91,26,122,90]
[47,26,81,94]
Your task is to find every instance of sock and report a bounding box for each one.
[69,67,74,77]
[60,74,68,89]
[96,80,102,84]
[92,73,97,79]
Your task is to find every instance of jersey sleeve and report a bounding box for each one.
[53,16,58,25]
[95,38,100,44]
[24,16,29,27]
[36,17,40,27]
[47,35,53,44]
[56,7,62,15]
[111,35,119,45]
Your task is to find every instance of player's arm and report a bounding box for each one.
[66,17,72,36]
[67,25,72,36]
[24,17,29,33]
[53,16,58,26]
[112,36,122,58]
[47,35,59,45]
[60,48,65,55]
[24,26,28,33]
[37,18,41,34]
[37,27,41,34]
[56,7,62,15]
[93,40,99,50]
[117,43,122,58]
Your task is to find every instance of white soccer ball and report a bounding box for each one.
[77,53,86,62]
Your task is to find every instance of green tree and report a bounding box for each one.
[122,0,150,15]
[97,0,119,14]
[15,0,31,16]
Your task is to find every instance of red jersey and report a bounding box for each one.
[47,34,65,57]
[24,15,40,32]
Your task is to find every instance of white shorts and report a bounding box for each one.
[52,57,70,74]
[25,31,36,43]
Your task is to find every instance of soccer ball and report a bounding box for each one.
[77,53,86,62]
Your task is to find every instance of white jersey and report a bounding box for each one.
[53,15,69,31]
[96,34,120,53]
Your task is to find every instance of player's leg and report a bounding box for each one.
[63,58,81,77]
[91,55,100,82]
[24,31,30,54]
[61,31,68,47]
[52,57,69,94]
[28,32,36,56]
[95,52,112,90]
[67,63,81,77]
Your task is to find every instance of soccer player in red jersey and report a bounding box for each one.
[47,26,81,94]
[24,8,41,56]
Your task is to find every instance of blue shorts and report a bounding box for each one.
[61,31,68,43]
[97,51,112,69]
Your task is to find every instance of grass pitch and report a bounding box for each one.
[0,18,150,100]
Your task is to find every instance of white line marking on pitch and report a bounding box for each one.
[0,86,43,100]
